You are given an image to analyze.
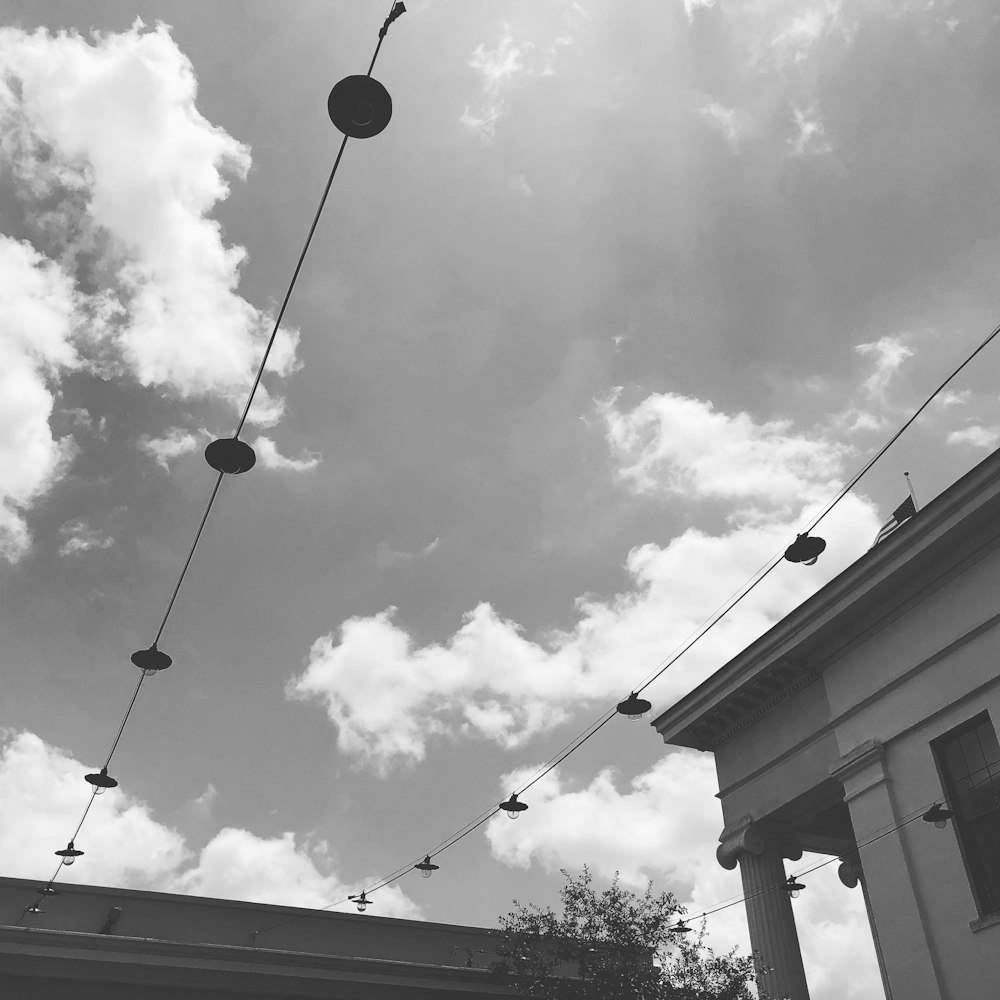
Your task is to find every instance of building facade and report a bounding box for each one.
[653,452,1000,1000]
[0,876,512,999]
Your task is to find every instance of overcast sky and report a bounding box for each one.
[2,1,999,997]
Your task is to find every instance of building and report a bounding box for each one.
[652,450,1000,999]
[0,876,511,999]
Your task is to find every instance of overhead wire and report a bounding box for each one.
[21,0,406,912]
[272,315,999,921]
[16,0,999,950]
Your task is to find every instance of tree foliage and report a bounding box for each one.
[492,867,759,1000]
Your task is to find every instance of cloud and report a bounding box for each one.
[599,390,848,514]
[0,237,80,563]
[0,730,189,888]
[682,0,718,24]
[289,486,879,773]
[699,101,740,148]
[0,23,306,557]
[854,335,914,396]
[485,754,881,1000]
[0,730,420,917]
[138,427,208,471]
[0,21,301,409]
[58,518,114,557]
[252,436,322,473]
[375,537,440,570]
[946,424,1000,449]
[191,783,218,818]
[788,104,833,156]
[460,19,575,142]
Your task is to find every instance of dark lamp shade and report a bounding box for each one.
[783,533,826,565]
[327,76,392,138]
[205,438,256,475]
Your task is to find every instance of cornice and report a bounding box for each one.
[653,448,1000,751]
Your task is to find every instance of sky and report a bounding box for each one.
[1,1,999,997]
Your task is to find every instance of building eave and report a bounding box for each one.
[652,448,1000,751]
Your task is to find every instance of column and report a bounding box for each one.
[718,818,811,1000]
[831,739,944,1000]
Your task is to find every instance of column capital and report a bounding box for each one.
[717,816,803,870]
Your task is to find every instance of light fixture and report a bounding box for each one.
[783,876,806,898]
[616,692,652,720]
[922,803,954,828]
[668,920,692,934]
[23,904,44,915]
[783,533,826,566]
[130,644,172,676]
[39,884,59,896]
[414,855,439,879]
[205,437,257,475]
[499,792,528,819]
[327,75,393,139]
[349,891,372,913]
[55,841,83,865]
[85,766,118,795]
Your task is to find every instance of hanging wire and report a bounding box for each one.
[279,317,1000,920]
[21,0,998,943]
[26,1,408,909]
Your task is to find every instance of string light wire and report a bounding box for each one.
[18,2,999,949]
[23,0,406,911]
[274,317,1000,920]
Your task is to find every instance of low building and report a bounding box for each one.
[0,876,511,999]
[652,450,1000,999]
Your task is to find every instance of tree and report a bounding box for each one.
[491,867,760,1000]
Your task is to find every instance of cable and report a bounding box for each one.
[800,320,1000,539]
[296,319,999,919]
[23,2,408,912]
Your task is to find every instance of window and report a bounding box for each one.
[933,713,1000,915]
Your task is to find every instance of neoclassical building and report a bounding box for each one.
[0,876,511,999]
[653,450,1000,1000]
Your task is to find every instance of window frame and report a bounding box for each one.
[930,710,1000,918]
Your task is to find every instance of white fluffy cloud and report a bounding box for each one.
[0,730,419,917]
[138,427,208,471]
[58,518,114,557]
[486,754,882,1000]
[599,390,848,513]
[0,22,299,405]
[290,483,878,773]
[0,23,303,559]
[946,424,1000,449]
[0,237,80,562]
[252,436,322,473]
[855,334,914,397]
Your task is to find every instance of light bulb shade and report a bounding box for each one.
[616,692,652,719]
[131,645,172,675]
[39,884,59,896]
[205,437,256,475]
[24,904,44,915]
[56,841,83,864]
[783,877,806,895]
[414,855,439,878]
[783,533,826,565]
[327,75,392,138]
[85,767,118,792]
[350,892,372,913]
[500,793,528,818]
[922,803,954,826]
[668,920,692,934]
